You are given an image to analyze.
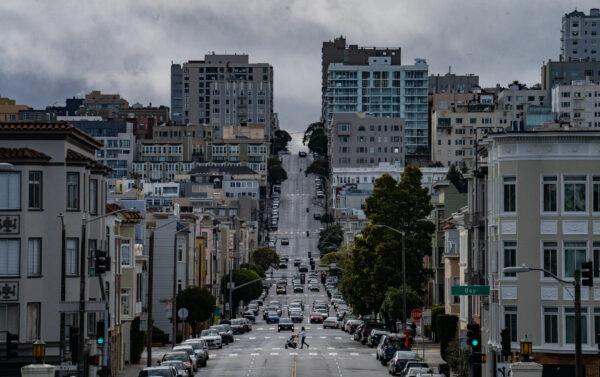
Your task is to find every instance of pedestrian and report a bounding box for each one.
[300,327,309,349]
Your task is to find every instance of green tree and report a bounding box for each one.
[446,339,469,377]
[437,314,459,362]
[305,159,330,177]
[430,305,446,342]
[250,247,280,271]
[268,157,287,185]
[129,317,146,364]
[307,127,328,157]
[303,121,324,145]
[176,287,216,333]
[379,286,423,331]
[339,237,379,315]
[446,164,468,193]
[271,130,292,155]
[223,268,262,314]
[240,263,265,278]
[318,224,344,255]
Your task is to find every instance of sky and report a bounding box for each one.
[0,0,597,135]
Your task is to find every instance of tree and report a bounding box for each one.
[271,130,292,155]
[250,247,280,271]
[318,224,344,255]
[446,339,470,377]
[437,314,459,362]
[129,317,145,364]
[307,127,328,157]
[446,164,468,193]
[268,157,287,185]
[240,263,265,278]
[305,159,330,178]
[379,286,423,331]
[303,121,324,145]
[430,305,446,342]
[223,268,262,314]
[176,287,216,333]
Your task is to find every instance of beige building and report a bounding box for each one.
[80,90,129,119]
[431,103,508,168]
[497,83,547,131]
[552,79,600,128]
[0,96,29,121]
[481,126,600,375]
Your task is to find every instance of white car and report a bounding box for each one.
[323,316,339,329]
[406,367,433,377]
[171,345,198,372]
[200,329,222,349]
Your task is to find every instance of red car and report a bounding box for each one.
[310,312,324,324]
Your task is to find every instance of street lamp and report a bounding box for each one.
[373,224,407,331]
[503,264,582,377]
[32,339,46,364]
[519,336,532,362]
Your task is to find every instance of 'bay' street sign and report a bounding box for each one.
[451,285,490,296]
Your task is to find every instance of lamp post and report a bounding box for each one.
[32,340,46,364]
[519,336,532,362]
[503,265,582,377]
[373,224,407,331]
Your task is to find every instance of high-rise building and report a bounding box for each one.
[552,79,600,128]
[561,8,600,62]
[324,56,428,155]
[170,54,274,139]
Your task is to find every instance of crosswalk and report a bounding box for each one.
[211,350,378,359]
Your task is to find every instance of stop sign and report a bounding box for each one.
[411,308,423,321]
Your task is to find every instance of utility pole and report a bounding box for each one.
[229,257,234,319]
[146,230,154,367]
[59,214,66,362]
[401,233,406,331]
[172,230,178,347]
[574,269,582,377]
[78,219,88,377]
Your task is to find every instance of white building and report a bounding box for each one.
[552,79,600,128]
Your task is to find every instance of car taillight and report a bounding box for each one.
[184,362,191,368]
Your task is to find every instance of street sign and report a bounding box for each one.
[411,308,423,321]
[177,308,189,321]
[451,285,490,296]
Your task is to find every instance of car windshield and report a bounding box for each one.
[160,361,183,370]
[231,319,244,325]
[201,330,218,337]
[163,352,187,362]
[211,326,224,332]
[280,318,292,324]
[387,338,405,348]
[140,369,173,377]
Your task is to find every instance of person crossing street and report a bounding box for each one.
[300,327,309,349]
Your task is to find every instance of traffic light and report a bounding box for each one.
[582,261,594,287]
[6,331,18,359]
[69,327,80,363]
[469,352,487,364]
[500,328,511,357]
[466,322,481,349]
[96,321,105,346]
[88,354,100,366]
[95,250,110,274]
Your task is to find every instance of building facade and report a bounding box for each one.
[0,96,29,122]
[551,79,600,128]
[561,8,600,62]
[329,112,404,168]
[80,91,129,119]
[428,72,480,94]
[497,83,548,131]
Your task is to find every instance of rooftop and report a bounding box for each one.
[0,147,51,161]
[0,121,102,149]
[189,165,257,175]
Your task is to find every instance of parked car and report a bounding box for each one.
[387,351,419,375]
[211,324,234,344]
[161,352,193,376]
[344,319,362,334]
[243,310,256,323]
[405,367,433,377]
[158,360,188,377]
[170,346,197,372]
[278,317,294,332]
[377,334,409,365]
[367,329,389,348]
[230,318,247,334]
[399,362,430,377]
[138,366,177,377]
[323,316,339,329]
[199,329,222,349]
[179,340,208,366]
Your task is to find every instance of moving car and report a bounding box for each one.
[298,151,307,157]
[313,213,321,220]
[308,284,319,292]
[161,352,193,376]
[293,285,304,293]
[298,264,309,272]
[323,316,339,329]
[278,261,288,269]
[266,311,280,324]
[281,238,290,245]
[138,366,177,377]
[200,329,222,349]
[310,312,324,324]
[290,310,304,323]
[387,351,418,376]
[278,317,294,332]
[276,285,287,295]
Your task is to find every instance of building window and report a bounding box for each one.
[543,307,559,344]
[564,241,587,279]
[121,288,131,316]
[503,241,517,277]
[0,304,19,334]
[28,171,42,210]
[452,277,460,304]
[504,306,518,342]
[27,238,41,277]
[177,243,183,262]
[120,241,131,267]
[66,238,79,276]
[563,175,586,212]
[565,307,587,344]
[542,241,558,278]
[26,302,40,341]
[66,173,80,211]
[542,176,557,212]
[593,242,600,279]
[0,172,21,210]
[593,176,600,212]
[503,176,516,212]
[89,179,98,215]
[0,239,19,277]
[594,308,600,347]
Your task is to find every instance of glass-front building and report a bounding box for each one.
[325,57,429,154]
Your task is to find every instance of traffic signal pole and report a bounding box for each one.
[574,270,582,377]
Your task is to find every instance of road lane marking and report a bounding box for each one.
[264,336,271,339]
[251,353,260,356]
[257,327,264,330]
[228,353,238,357]
[270,352,279,355]
[327,347,335,350]
[320,336,326,339]
[350,352,359,356]
[309,352,317,356]
[249,337,256,340]
[235,338,241,341]
[272,347,282,350]
[335,337,342,340]
[254,347,262,350]
[329,352,338,356]
[290,352,298,355]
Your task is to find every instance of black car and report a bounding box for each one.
[278,318,294,332]
[230,318,246,334]
[299,151,307,157]
[243,311,256,323]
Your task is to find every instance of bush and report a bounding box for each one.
[130,317,146,364]
[437,314,458,362]
[152,326,169,345]
[176,331,183,344]
[430,305,445,342]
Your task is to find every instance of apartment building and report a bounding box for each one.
[561,8,600,62]
[552,79,600,128]
[72,120,135,178]
[431,103,507,168]
[80,90,129,119]
[0,122,110,369]
[329,112,404,168]
[541,59,600,92]
[0,96,29,121]
[171,54,274,138]
[429,72,479,94]
[150,123,208,161]
[324,57,428,155]
[479,126,600,375]
[497,83,548,131]
[117,103,170,140]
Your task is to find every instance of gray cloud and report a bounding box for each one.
[0,0,595,132]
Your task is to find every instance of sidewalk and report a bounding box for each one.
[115,347,170,377]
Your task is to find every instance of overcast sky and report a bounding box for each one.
[0,1,596,133]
